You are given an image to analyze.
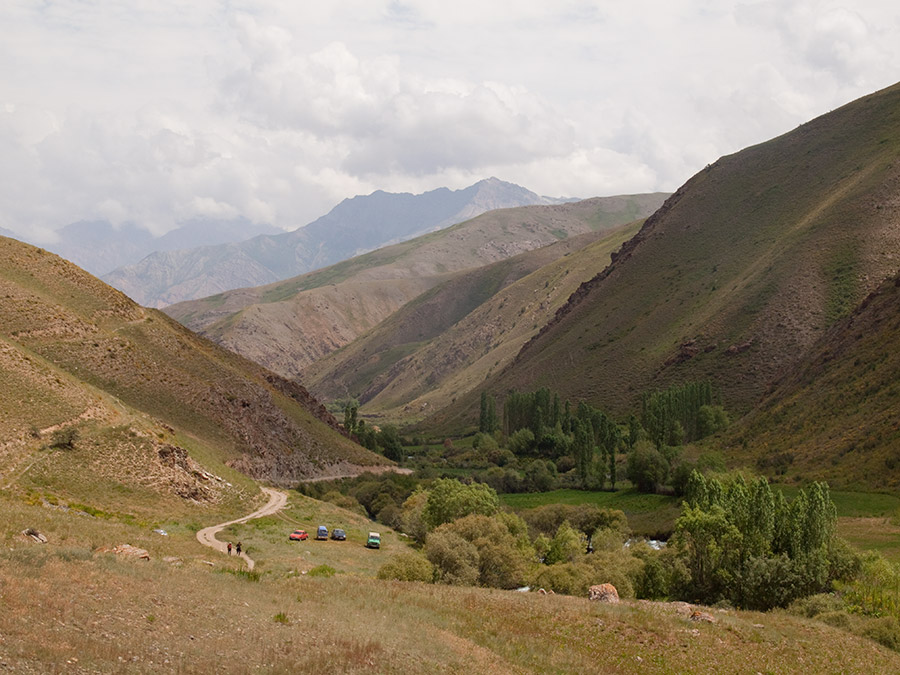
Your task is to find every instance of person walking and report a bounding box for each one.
[227,542,232,555]
[235,541,242,555]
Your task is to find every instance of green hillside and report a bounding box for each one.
[0,236,384,518]
[164,194,668,382]
[724,270,900,488]
[433,83,900,440]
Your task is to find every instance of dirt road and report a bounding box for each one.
[196,487,287,571]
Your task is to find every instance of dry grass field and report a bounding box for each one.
[3,490,900,674]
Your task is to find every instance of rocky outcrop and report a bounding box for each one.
[588,583,620,603]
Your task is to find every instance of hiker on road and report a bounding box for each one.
[227,542,232,555]
[236,541,242,555]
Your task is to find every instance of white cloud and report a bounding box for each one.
[1,1,899,239]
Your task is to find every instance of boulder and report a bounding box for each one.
[111,544,150,560]
[588,583,620,603]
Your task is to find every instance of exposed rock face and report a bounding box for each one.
[588,583,620,603]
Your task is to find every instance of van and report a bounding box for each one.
[316,525,328,540]
[366,532,381,549]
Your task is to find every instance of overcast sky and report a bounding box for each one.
[2,1,899,242]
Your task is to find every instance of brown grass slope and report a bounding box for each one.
[428,81,900,434]
[305,223,642,421]
[164,194,668,381]
[0,236,383,503]
[4,494,900,674]
[723,270,900,489]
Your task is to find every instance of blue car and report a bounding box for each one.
[316,525,328,540]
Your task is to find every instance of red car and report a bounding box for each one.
[289,529,308,541]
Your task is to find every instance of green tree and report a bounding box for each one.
[342,401,359,435]
[377,425,404,462]
[422,478,499,529]
[479,391,498,433]
[544,521,586,565]
[572,420,593,487]
[625,441,669,493]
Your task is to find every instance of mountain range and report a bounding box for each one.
[103,178,578,307]
[164,193,668,384]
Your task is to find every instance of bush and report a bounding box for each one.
[308,564,336,578]
[788,593,844,619]
[697,405,729,437]
[532,562,594,596]
[377,552,434,582]
[49,427,78,449]
[425,529,479,586]
[508,428,536,455]
[862,616,900,651]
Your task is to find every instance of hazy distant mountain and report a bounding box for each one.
[104,178,576,307]
[34,218,281,277]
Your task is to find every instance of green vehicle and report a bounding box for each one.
[366,532,381,549]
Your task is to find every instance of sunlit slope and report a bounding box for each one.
[0,237,383,502]
[458,82,900,425]
[304,223,641,420]
[164,194,667,380]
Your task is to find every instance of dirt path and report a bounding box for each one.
[196,487,287,571]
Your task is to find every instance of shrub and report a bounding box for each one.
[508,428,536,455]
[377,552,434,583]
[49,427,78,449]
[788,593,844,618]
[532,562,594,596]
[308,564,336,578]
[862,616,900,651]
[425,529,479,586]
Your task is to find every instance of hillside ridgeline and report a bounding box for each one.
[430,83,900,448]
[165,193,667,382]
[0,236,383,515]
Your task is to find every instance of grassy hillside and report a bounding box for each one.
[429,83,900,438]
[164,194,668,381]
[722,270,900,488]
[3,492,899,673]
[304,223,641,422]
[0,236,384,514]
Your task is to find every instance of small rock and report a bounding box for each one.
[588,583,620,604]
[22,528,48,544]
[690,610,715,623]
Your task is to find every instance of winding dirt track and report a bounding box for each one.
[196,487,287,571]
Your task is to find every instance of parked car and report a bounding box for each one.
[289,529,308,541]
[366,532,381,549]
[316,525,328,540]
[331,528,346,541]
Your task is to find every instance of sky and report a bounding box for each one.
[2,1,899,242]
